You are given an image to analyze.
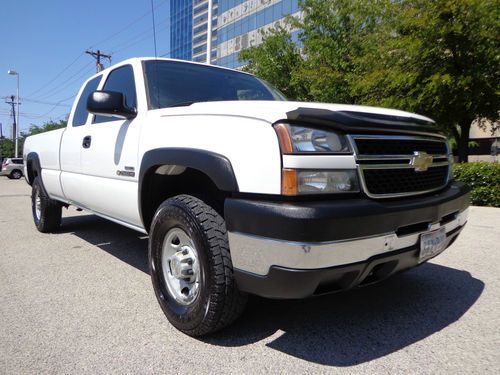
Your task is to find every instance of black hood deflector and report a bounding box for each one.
[285,107,442,136]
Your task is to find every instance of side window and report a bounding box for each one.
[72,76,102,127]
[94,65,137,124]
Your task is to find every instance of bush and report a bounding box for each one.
[453,162,500,207]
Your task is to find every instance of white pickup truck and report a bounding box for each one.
[24,57,469,336]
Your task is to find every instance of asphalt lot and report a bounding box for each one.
[0,177,499,374]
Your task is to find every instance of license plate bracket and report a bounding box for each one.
[419,227,447,263]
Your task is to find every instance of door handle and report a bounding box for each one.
[82,136,91,149]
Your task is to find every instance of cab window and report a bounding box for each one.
[72,76,101,126]
[93,65,137,123]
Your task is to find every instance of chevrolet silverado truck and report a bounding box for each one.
[23,58,469,336]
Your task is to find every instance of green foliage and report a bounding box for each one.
[0,138,14,159]
[240,28,308,100]
[238,0,500,161]
[453,162,500,207]
[0,120,67,159]
[356,0,500,162]
[25,120,67,137]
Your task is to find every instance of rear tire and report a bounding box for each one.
[149,194,247,336]
[10,169,22,179]
[31,177,62,233]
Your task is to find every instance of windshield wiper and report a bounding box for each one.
[168,101,197,107]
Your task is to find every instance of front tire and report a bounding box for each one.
[149,195,246,336]
[31,177,62,233]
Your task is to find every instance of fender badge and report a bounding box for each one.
[116,170,135,177]
[410,151,433,172]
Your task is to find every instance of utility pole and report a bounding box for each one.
[85,49,112,72]
[5,95,17,151]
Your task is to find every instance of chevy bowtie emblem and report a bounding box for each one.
[410,151,433,172]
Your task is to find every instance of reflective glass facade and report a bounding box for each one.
[168,0,300,68]
[192,0,218,63]
[170,0,193,60]
[216,0,300,68]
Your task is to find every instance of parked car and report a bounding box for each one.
[1,158,24,179]
[23,57,469,336]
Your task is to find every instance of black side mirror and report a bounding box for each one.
[87,90,137,119]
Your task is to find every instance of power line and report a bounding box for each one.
[22,98,72,108]
[34,64,95,100]
[25,53,85,98]
[88,0,168,50]
[27,94,75,119]
[112,20,170,57]
[29,61,94,101]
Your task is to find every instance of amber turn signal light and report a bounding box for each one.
[282,168,298,195]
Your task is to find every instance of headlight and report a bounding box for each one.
[283,169,360,195]
[274,123,351,154]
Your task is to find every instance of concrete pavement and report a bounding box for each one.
[0,178,499,374]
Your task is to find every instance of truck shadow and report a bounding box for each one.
[60,213,484,367]
[60,213,149,274]
[206,265,484,366]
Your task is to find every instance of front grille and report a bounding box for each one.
[350,135,450,198]
[362,166,449,195]
[355,138,447,155]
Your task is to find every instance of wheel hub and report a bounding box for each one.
[161,228,200,305]
[170,246,196,282]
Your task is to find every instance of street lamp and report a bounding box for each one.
[7,69,20,158]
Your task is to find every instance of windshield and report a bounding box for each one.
[144,60,286,109]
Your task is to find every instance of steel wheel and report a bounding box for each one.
[161,228,200,306]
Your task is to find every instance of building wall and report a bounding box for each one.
[216,0,300,68]
[469,120,500,162]
[170,0,194,60]
[169,0,300,68]
[192,0,218,63]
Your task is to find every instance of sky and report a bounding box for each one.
[0,0,171,137]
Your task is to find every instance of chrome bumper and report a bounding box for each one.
[228,209,468,276]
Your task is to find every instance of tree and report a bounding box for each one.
[239,27,308,100]
[239,0,499,161]
[355,0,500,162]
[1,120,67,159]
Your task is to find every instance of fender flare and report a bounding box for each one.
[25,152,42,185]
[138,148,239,229]
[25,152,50,197]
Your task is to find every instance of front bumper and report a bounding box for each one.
[225,182,470,299]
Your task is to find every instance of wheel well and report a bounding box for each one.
[140,166,230,232]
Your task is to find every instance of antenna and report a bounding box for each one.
[151,0,158,58]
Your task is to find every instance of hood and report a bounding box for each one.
[156,101,439,135]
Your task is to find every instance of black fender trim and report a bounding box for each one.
[25,152,51,198]
[25,153,41,185]
[138,148,239,230]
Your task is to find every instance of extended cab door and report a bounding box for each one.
[76,64,143,229]
[60,75,102,203]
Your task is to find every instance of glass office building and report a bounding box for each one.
[216,0,300,68]
[170,0,194,60]
[192,0,218,63]
[169,0,300,68]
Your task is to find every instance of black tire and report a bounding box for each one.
[149,194,247,336]
[10,169,22,179]
[31,177,62,233]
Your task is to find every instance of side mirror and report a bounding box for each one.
[87,90,137,119]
